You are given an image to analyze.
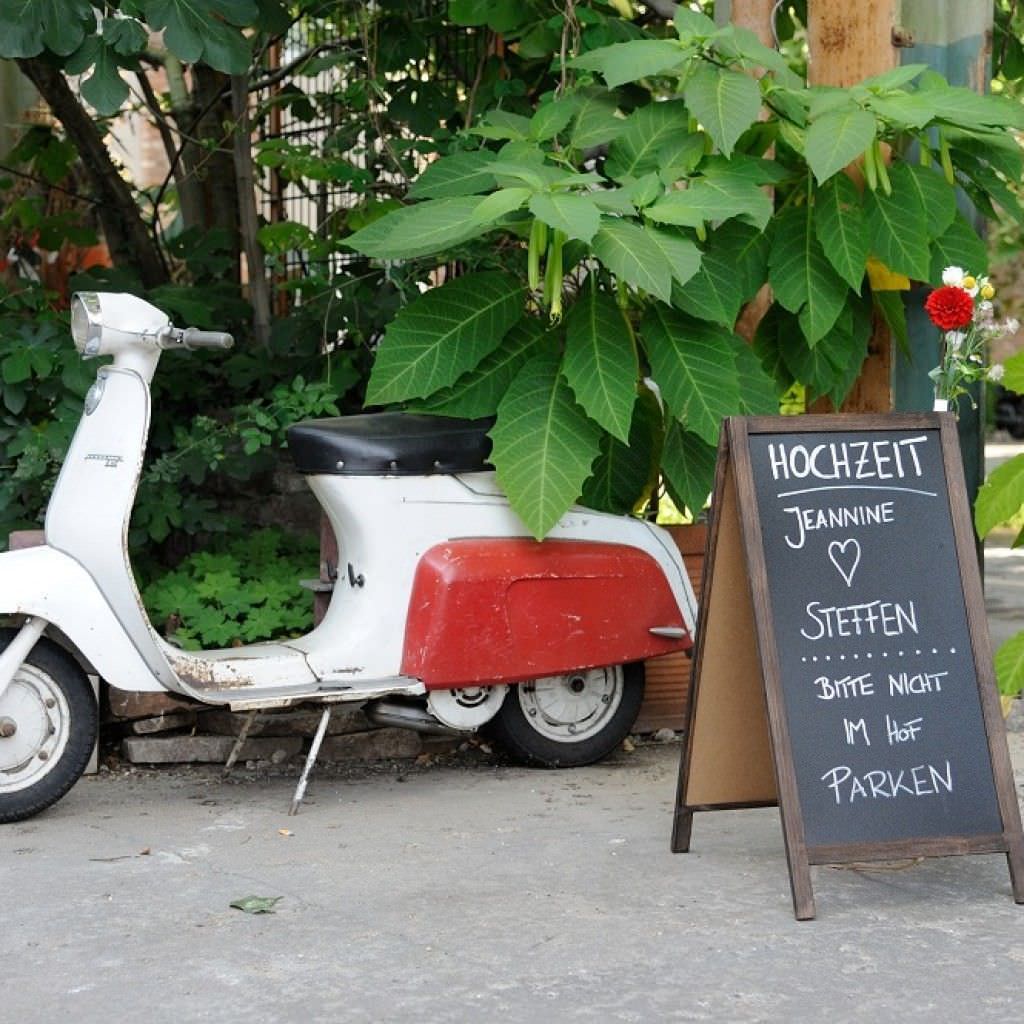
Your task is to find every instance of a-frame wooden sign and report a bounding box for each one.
[671,414,1024,919]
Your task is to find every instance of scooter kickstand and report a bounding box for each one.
[289,706,332,815]
[222,708,257,776]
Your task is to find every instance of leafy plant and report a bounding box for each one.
[347,8,1023,538]
[976,347,1024,698]
[141,528,317,649]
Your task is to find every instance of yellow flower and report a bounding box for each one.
[981,283,996,299]
[962,275,977,289]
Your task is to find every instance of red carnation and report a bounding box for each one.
[924,286,974,331]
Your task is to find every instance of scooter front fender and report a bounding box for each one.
[0,545,166,691]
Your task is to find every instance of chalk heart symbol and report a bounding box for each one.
[828,538,861,588]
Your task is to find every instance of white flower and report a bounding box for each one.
[946,331,966,352]
[942,266,966,286]
[975,300,994,323]
[988,364,1005,382]
[1005,318,1021,335]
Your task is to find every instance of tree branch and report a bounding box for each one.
[16,57,168,288]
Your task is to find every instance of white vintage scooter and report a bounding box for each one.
[0,292,698,823]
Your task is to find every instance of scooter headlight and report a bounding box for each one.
[70,292,103,357]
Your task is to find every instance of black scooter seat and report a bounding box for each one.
[287,413,494,476]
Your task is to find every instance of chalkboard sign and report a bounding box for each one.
[671,414,1024,919]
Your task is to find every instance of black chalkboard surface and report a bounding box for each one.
[672,414,1024,919]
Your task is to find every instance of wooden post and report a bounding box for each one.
[806,1,899,413]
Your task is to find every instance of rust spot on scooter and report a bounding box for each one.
[167,655,254,690]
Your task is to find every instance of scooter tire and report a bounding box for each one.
[0,633,98,824]
[487,662,644,769]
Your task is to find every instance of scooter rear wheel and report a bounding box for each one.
[0,634,98,824]
[487,663,644,768]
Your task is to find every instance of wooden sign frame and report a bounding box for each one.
[671,414,1024,919]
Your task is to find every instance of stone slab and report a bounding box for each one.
[121,735,303,764]
[196,706,371,737]
[318,727,422,762]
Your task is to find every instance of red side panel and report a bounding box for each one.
[401,539,691,688]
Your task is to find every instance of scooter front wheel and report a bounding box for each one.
[0,634,98,824]
[487,663,644,768]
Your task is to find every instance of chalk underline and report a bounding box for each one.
[775,484,939,498]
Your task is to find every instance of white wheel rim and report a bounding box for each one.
[516,666,624,743]
[0,665,71,793]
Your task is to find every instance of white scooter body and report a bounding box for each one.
[0,293,698,819]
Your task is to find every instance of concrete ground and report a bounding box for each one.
[3,444,1024,1024]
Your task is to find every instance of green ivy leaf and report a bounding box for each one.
[581,387,663,515]
[571,39,690,89]
[641,307,740,445]
[769,205,849,344]
[490,351,603,539]
[407,152,497,199]
[814,174,869,291]
[366,272,524,404]
[805,107,876,184]
[345,197,490,259]
[682,63,762,158]
[995,632,1024,698]
[414,317,547,418]
[528,192,601,243]
[662,422,718,517]
[591,217,673,303]
[605,100,690,182]
[928,212,987,283]
[562,275,638,443]
[975,453,1024,537]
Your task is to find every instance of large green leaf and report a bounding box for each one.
[641,307,740,444]
[562,276,638,442]
[895,164,956,240]
[778,302,869,407]
[814,174,869,291]
[728,335,780,414]
[591,217,673,303]
[569,87,625,150]
[769,205,849,344]
[867,92,938,130]
[80,43,130,115]
[805,107,876,184]
[366,272,524,404]
[345,197,490,259]
[1002,350,1024,395]
[928,212,987,282]
[645,175,772,231]
[414,317,547,418]
[864,185,931,281]
[571,39,689,89]
[605,101,690,181]
[995,632,1024,698]
[529,96,579,141]
[471,187,531,224]
[407,152,497,199]
[528,192,601,243]
[928,86,1024,130]
[490,352,603,539]
[873,290,909,356]
[662,422,718,517]
[581,387,663,515]
[975,453,1024,537]
[682,63,762,158]
[0,0,94,57]
[145,0,255,74]
[644,226,702,288]
[671,240,745,328]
